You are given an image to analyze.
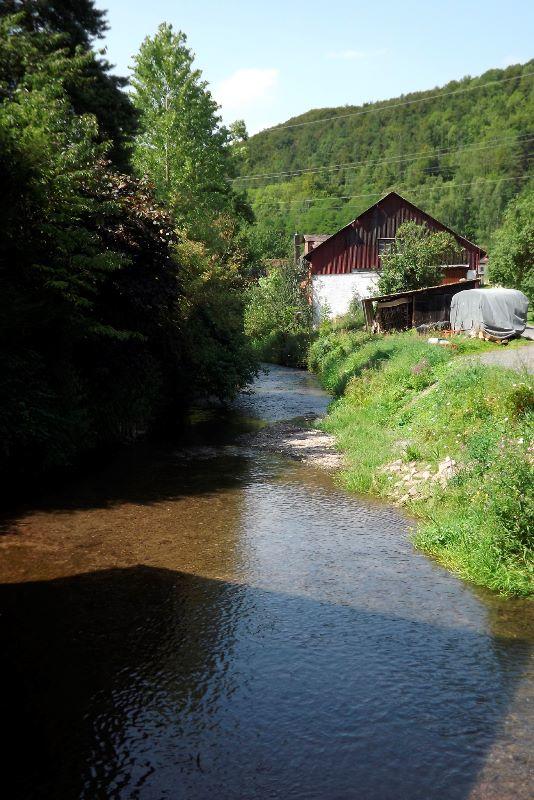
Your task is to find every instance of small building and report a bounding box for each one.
[294,234,331,263]
[301,191,486,320]
[362,280,480,332]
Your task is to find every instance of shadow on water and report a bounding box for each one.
[1,564,532,800]
[0,424,261,536]
[1,365,532,799]
[0,364,329,534]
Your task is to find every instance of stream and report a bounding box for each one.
[0,364,532,800]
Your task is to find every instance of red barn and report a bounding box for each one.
[303,191,486,319]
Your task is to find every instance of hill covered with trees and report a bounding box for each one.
[235,62,534,255]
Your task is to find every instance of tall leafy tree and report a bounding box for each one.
[131,23,238,239]
[0,0,137,169]
[489,188,534,301]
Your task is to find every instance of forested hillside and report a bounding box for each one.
[235,62,534,254]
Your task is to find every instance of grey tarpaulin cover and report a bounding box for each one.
[450,288,529,339]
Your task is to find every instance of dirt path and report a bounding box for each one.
[464,341,534,373]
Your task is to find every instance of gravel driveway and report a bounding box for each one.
[464,341,534,373]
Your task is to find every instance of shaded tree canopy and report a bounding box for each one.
[1,0,108,47]
[0,0,137,169]
[0,12,257,479]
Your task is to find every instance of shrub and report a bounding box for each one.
[245,260,312,367]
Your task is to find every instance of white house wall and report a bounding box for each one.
[312,272,379,321]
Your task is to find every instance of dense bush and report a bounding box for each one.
[377,221,455,294]
[245,261,313,367]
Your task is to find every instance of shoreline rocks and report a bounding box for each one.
[381,455,459,504]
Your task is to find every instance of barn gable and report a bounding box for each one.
[305,191,486,275]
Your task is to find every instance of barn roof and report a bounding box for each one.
[304,191,486,261]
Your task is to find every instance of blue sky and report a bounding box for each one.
[101,0,533,134]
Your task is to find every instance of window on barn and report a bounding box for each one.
[378,238,395,258]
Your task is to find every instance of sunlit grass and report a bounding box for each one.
[310,330,534,596]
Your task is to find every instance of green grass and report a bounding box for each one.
[310,330,534,596]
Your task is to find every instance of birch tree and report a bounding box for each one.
[131,23,234,238]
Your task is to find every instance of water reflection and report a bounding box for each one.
[2,565,532,800]
[0,365,532,799]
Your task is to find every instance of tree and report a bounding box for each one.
[131,23,237,239]
[489,189,534,302]
[0,1,137,169]
[1,0,107,48]
[0,17,256,478]
[244,260,312,366]
[377,221,455,294]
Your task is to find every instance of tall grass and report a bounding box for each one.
[310,331,534,596]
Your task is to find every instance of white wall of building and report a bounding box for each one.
[312,271,379,321]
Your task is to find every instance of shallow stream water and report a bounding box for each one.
[1,365,532,799]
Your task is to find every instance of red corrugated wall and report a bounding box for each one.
[308,193,482,275]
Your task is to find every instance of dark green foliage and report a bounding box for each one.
[0,1,137,169]
[0,15,256,478]
[235,63,534,252]
[1,0,108,47]
[489,187,534,301]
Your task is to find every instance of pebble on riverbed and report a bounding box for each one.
[241,419,345,470]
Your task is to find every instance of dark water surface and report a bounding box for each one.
[1,365,532,800]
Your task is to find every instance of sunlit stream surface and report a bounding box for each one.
[1,365,532,800]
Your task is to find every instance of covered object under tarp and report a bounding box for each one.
[450,288,529,339]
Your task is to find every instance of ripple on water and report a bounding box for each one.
[0,365,532,800]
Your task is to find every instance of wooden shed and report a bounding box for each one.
[362,279,480,332]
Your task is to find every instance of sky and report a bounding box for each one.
[100,0,534,134]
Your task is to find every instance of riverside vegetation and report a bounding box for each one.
[309,326,533,596]
[0,7,258,478]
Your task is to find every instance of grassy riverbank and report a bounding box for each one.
[309,330,533,596]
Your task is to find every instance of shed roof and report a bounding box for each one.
[365,279,480,305]
[304,191,486,261]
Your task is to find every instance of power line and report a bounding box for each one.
[286,191,517,217]
[250,173,533,207]
[391,152,534,181]
[253,71,534,135]
[233,133,534,183]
